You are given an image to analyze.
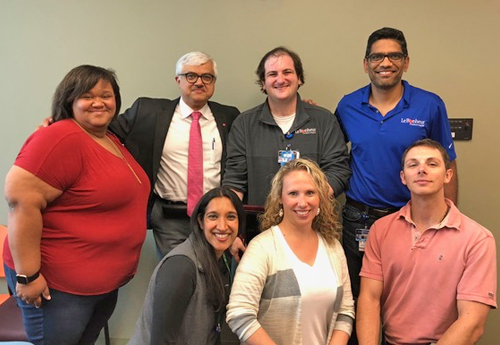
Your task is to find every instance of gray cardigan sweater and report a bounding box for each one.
[129,236,220,345]
[227,226,355,344]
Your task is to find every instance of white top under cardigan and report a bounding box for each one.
[278,228,338,344]
[226,226,355,345]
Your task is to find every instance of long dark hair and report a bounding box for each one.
[190,187,246,311]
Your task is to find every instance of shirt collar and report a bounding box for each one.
[398,198,461,231]
[179,98,212,120]
[401,80,411,107]
[361,80,411,108]
[260,93,310,129]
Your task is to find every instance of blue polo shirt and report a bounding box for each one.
[335,80,456,208]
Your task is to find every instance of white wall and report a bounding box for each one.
[1,1,499,343]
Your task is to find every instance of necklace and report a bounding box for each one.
[440,205,450,223]
[214,253,232,334]
[73,120,142,184]
[103,135,142,184]
[413,205,450,233]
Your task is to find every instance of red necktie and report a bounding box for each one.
[187,111,203,216]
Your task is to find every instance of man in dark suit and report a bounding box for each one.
[110,51,240,257]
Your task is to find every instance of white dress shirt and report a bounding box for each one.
[154,98,222,202]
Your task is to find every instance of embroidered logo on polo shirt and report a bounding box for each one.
[295,128,317,135]
[401,118,426,127]
[488,292,495,299]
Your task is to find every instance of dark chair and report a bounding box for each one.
[0,225,110,344]
[0,224,29,341]
[103,323,110,345]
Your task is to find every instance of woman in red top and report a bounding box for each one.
[2,65,150,345]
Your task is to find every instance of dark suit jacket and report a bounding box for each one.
[109,97,240,190]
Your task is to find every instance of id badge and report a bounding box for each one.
[355,228,370,252]
[278,149,300,166]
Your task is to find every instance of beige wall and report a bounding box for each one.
[1,0,498,343]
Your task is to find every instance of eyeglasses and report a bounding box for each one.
[366,52,407,63]
[178,72,215,84]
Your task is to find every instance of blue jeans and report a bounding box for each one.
[342,204,379,345]
[4,264,117,345]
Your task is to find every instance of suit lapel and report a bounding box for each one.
[209,101,229,178]
[152,98,180,180]
[210,102,228,147]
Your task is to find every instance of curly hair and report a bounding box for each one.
[259,158,341,244]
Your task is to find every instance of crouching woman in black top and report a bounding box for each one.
[129,187,245,345]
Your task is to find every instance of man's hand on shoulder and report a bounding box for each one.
[37,117,53,130]
[230,237,246,263]
[302,98,318,106]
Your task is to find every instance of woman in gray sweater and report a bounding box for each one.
[227,159,355,345]
[130,187,245,345]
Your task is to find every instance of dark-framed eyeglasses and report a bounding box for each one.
[366,52,407,63]
[178,72,215,84]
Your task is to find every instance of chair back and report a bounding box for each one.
[0,225,7,277]
[0,224,29,341]
[0,225,9,303]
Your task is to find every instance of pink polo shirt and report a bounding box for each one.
[361,199,497,344]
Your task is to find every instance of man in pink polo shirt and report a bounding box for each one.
[358,139,497,345]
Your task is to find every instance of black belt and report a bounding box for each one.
[346,197,399,219]
[155,195,189,219]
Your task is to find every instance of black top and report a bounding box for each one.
[150,254,230,344]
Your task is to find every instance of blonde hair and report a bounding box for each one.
[259,158,341,244]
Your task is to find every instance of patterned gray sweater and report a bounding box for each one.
[227,226,354,344]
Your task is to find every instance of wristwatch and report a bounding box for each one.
[16,271,40,284]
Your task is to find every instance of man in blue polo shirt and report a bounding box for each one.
[334,27,458,345]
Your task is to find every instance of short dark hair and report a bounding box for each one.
[51,65,121,122]
[365,27,408,58]
[255,46,305,94]
[401,138,451,169]
[190,187,246,312]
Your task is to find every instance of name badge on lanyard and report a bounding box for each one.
[355,228,370,252]
[278,144,300,167]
